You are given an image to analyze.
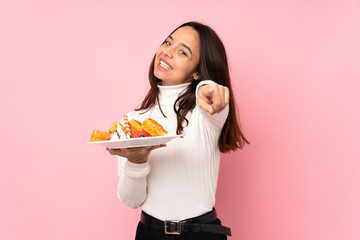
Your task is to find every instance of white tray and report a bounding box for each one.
[87,135,183,149]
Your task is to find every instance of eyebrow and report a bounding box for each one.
[168,35,192,55]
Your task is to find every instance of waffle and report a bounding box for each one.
[142,118,168,136]
[109,121,126,133]
[129,119,143,132]
[90,130,111,142]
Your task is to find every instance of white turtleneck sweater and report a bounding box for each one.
[117,81,229,221]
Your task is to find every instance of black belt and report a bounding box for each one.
[140,209,231,236]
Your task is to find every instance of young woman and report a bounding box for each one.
[107,22,248,240]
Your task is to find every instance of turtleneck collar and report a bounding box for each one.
[158,82,191,106]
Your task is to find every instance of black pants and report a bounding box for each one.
[135,218,228,240]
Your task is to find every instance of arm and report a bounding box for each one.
[107,145,166,208]
[116,157,149,208]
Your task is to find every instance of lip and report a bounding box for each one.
[158,58,173,70]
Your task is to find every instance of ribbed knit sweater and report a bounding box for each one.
[117,80,229,221]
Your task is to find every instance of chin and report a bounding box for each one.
[153,70,161,80]
[154,70,167,82]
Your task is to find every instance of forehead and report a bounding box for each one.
[170,26,200,50]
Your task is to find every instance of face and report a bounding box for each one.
[154,26,200,86]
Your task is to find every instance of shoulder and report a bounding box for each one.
[124,109,147,120]
[124,107,161,122]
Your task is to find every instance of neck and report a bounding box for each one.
[157,82,191,106]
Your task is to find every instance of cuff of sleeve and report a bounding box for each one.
[124,161,150,179]
[195,80,215,99]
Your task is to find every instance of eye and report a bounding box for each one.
[164,40,171,46]
[179,50,187,56]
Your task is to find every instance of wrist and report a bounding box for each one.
[128,157,148,164]
[124,160,150,179]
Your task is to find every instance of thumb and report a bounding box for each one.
[197,89,215,114]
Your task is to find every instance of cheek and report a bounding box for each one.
[154,50,160,60]
[177,58,193,69]
[181,59,198,74]
[154,47,163,58]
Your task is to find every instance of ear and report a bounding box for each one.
[192,72,201,80]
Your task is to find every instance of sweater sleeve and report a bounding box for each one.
[117,157,150,208]
[196,80,229,131]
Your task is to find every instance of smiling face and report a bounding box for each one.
[154,26,200,86]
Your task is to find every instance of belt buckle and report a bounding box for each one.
[164,220,181,235]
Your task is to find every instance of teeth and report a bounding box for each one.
[160,60,172,70]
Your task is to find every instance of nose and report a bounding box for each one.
[163,46,174,58]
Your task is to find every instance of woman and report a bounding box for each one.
[107,22,248,239]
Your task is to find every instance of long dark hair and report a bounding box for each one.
[136,22,249,152]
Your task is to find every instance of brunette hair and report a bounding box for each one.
[136,22,249,152]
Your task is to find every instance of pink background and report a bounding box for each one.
[1,0,359,239]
